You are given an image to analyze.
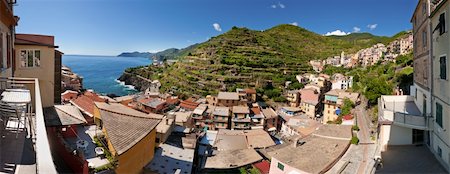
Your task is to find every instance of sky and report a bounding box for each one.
[15,0,417,56]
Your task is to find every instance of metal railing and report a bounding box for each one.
[0,77,57,174]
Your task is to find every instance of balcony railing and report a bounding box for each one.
[393,112,429,130]
[0,77,57,174]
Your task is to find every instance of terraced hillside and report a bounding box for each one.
[122,24,409,97]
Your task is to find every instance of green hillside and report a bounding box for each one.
[124,24,410,97]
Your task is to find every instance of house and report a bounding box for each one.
[192,104,210,129]
[136,97,167,114]
[180,97,199,111]
[212,106,230,130]
[250,105,265,129]
[265,125,352,174]
[15,33,62,107]
[114,94,136,106]
[70,91,106,124]
[323,89,359,124]
[61,90,78,103]
[262,108,278,132]
[299,88,321,118]
[231,106,251,130]
[279,107,302,117]
[237,88,257,102]
[94,102,161,174]
[280,115,320,137]
[331,73,353,90]
[217,92,243,107]
[155,117,175,146]
[286,90,300,107]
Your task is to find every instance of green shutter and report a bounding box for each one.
[436,103,443,128]
[277,162,284,171]
[440,56,447,80]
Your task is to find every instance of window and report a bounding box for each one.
[438,146,442,157]
[439,13,446,35]
[277,162,284,171]
[422,30,427,47]
[20,50,41,67]
[440,56,447,80]
[436,102,443,128]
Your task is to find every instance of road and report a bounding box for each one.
[355,99,376,174]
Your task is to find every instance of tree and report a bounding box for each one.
[364,78,393,105]
[340,98,355,116]
[288,82,304,90]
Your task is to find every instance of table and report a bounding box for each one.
[76,140,89,152]
[1,89,32,138]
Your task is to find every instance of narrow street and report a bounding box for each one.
[355,99,377,174]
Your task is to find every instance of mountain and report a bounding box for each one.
[151,44,199,61]
[122,24,409,96]
[328,31,411,46]
[118,51,152,58]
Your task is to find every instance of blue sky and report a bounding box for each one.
[15,0,417,55]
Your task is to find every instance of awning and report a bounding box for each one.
[268,127,277,132]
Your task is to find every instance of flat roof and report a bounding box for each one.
[214,129,248,151]
[232,106,250,114]
[44,105,87,126]
[213,106,230,116]
[146,143,194,173]
[244,129,276,148]
[217,92,240,100]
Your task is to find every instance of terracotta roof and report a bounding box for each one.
[180,99,199,110]
[217,92,240,100]
[44,105,87,126]
[15,33,57,48]
[253,160,270,174]
[300,88,320,105]
[70,95,96,117]
[166,97,180,105]
[251,107,261,115]
[61,90,78,101]
[244,88,256,94]
[84,91,106,102]
[99,108,160,155]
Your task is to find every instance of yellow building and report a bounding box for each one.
[94,102,161,174]
[14,34,62,107]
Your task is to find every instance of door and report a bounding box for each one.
[413,129,424,144]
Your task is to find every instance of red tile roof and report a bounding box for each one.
[84,91,106,102]
[61,90,78,101]
[343,114,353,120]
[71,95,96,117]
[251,107,261,115]
[180,99,199,110]
[15,34,57,47]
[253,160,270,174]
[244,88,257,94]
[166,97,180,105]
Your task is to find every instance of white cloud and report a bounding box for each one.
[290,22,298,26]
[271,2,285,9]
[212,23,222,32]
[353,27,361,33]
[367,24,378,30]
[324,30,350,36]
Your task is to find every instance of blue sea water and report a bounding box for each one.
[62,55,152,96]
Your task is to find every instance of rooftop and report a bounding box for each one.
[282,107,302,112]
[213,106,230,116]
[261,108,277,119]
[193,104,208,115]
[244,129,276,148]
[204,149,262,169]
[232,106,250,114]
[15,33,57,48]
[381,95,421,115]
[286,117,321,137]
[95,102,163,119]
[300,88,320,105]
[98,105,160,155]
[146,143,194,174]
[217,92,240,100]
[44,105,87,126]
[214,129,248,151]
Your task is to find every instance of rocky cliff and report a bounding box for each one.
[117,72,155,92]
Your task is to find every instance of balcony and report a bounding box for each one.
[0,77,57,174]
[378,95,429,130]
[232,118,251,122]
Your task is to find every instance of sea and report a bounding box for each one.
[62,55,152,96]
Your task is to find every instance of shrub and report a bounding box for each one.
[351,136,359,144]
[352,125,360,131]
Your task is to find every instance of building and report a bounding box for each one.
[14,34,62,107]
[216,92,243,107]
[331,73,353,90]
[264,125,352,174]
[192,104,210,129]
[262,108,278,132]
[70,90,106,124]
[180,97,200,111]
[231,106,251,130]
[155,117,175,146]
[94,102,161,174]
[212,106,230,130]
[299,88,320,118]
[323,89,359,124]
[280,116,321,137]
[429,0,450,170]
[286,90,300,107]
[250,105,265,129]
[136,97,168,114]
[378,96,429,151]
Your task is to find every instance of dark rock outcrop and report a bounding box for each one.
[117,73,154,92]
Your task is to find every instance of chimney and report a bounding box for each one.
[165,118,169,125]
